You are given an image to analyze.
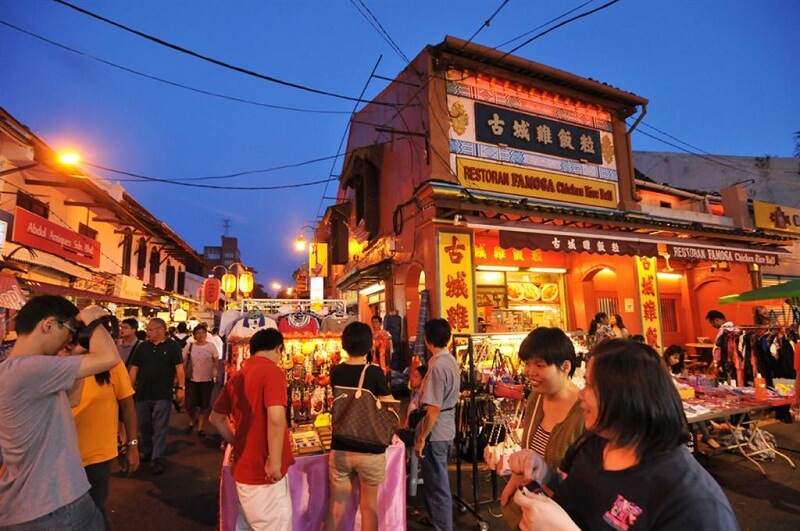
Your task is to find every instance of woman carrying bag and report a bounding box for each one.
[182,324,218,436]
[326,322,398,531]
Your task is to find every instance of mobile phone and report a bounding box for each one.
[519,480,545,495]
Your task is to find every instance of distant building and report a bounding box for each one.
[203,236,241,271]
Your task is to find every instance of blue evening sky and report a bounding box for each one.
[1,0,797,287]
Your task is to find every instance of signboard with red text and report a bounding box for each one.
[437,231,476,334]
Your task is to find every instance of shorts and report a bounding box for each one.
[329,449,386,486]
[185,380,214,411]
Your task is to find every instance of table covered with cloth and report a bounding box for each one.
[220,439,407,530]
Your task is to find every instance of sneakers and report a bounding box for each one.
[150,458,165,475]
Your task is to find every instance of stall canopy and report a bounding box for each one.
[718,278,800,306]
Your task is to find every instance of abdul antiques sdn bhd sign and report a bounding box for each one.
[11,207,101,268]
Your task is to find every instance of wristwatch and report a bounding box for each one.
[127,439,139,446]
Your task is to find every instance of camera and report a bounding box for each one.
[75,315,120,349]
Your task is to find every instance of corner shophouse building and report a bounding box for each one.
[0,107,206,329]
[321,36,796,350]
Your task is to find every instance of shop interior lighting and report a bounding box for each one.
[528,267,567,274]
[476,265,519,272]
[656,272,684,280]
[359,282,385,296]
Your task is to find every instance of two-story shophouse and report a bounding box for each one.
[0,107,206,338]
[319,37,796,353]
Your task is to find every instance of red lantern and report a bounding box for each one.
[203,278,221,303]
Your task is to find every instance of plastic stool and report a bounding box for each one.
[408,451,424,497]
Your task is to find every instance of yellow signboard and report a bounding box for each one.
[753,200,800,235]
[437,230,476,334]
[636,256,662,353]
[309,242,328,278]
[456,157,617,209]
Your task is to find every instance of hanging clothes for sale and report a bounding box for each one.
[229,313,278,338]
[277,311,320,334]
[320,311,356,333]
[383,312,402,370]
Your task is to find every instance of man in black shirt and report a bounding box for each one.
[129,318,184,474]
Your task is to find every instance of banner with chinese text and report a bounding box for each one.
[635,256,662,353]
[753,200,800,235]
[437,231,475,334]
[309,242,328,277]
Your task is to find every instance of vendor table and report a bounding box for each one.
[685,342,715,363]
[220,439,406,530]
[685,395,796,476]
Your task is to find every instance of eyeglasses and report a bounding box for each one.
[57,320,78,335]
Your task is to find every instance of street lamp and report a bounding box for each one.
[0,150,81,178]
[295,224,316,252]
[271,282,281,298]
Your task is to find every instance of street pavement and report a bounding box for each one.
[107,411,800,530]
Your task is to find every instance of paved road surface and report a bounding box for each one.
[107,411,800,530]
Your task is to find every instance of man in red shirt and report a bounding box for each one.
[210,328,294,530]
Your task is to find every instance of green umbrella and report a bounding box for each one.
[718,278,800,306]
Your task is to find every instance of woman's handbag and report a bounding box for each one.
[495,381,525,401]
[331,365,400,451]
[184,345,194,381]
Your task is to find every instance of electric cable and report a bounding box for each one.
[0,19,356,115]
[350,0,409,63]
[464,0,512,46]
[494,1,594,48]
[51,0,401,108]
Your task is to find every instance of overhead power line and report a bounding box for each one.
[495,0,595,48]
[350,0,409,63]
[464,0,512,46]
[52,0,400,108]
[0,19,356,115]
[85,162,340,191]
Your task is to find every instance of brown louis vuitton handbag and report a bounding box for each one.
[331,365,400,452]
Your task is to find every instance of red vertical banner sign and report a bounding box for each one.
[436,230,476,334]
[636,256,663,353]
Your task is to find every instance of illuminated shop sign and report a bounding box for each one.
[667,244,778,266]
[636,256,663,353]
[500,231,656,257]
[475,102,604,165]
[436,231,475,334]
[753,201,800,235]
[457,158,616,209]
[473,235,565,268]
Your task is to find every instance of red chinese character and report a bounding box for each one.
[642,300,657,321]
[641,275,655,296]
[645,327,660,349]
[444,236,466,264]
[446,304,470,332]
[445,271,469,298]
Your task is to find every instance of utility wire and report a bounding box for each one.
[350,0,409,63]
[85,163,339,191]
[464,0,512,46]
[495,0,594,48]
[314,56,383,221]
[502,0,621,58]
[0,19,356,115]
[51,0,400,108]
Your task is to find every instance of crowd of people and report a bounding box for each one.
[1,295,792,530]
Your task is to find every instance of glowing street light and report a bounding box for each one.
[295,225,315,252]
[57,151,81,166]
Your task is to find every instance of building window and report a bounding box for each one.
[16,190,49,218]
[121,232,133,275]
[597,297,618,318]
[78,222,98,240]
[149,247,160,286]
[659,298,679,333]
[136,238,147,279]
[165,264,176,292]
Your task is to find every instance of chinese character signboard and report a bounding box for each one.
[753,200,800,235]
[457,158,616,209]
[500,230,657,257]
[636,256,662,353]
[437,231,475,334]
[11,207,101,267]
[0,273,26,310]
[475,103,603,165]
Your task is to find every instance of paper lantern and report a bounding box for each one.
[203,278,221,303]
[221,273,237,295]
[238,271,254,296]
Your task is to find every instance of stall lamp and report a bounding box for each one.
[295,235,307,251]
[528,267,567,274]
[238,270,254,296]
[657,272,684,280]
[359,282,385,296]
[221,272,237,295]
[476,265,519,272]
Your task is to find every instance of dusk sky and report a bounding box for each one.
[1,0,797,288]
